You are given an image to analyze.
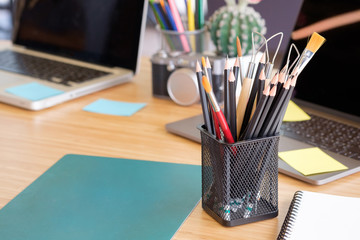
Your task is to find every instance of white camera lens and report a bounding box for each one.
[167,68,200,106]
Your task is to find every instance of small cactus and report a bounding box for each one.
[208,0,266,57]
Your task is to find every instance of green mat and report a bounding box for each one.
[0,154,201,240]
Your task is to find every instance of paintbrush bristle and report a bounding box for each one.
[202,76,212,93]
[306,32,326,53]
[201,57,206,68]
[236,36,242,57]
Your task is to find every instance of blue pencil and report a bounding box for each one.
[153,3,170,30]
[164,1,177,30]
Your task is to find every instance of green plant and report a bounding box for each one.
[208,0,266,56]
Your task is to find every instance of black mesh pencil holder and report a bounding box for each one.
[199,126,279,227]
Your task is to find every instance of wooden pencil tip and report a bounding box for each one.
[284,77,292,89]
[290,74,298,87]
[306,32,326,53]
[260,52,266,64]
[278,65,288,83]
[196,60,202,72]
[259,68,266,80]
[263,84,270,95]
[269,85,277,96]
[270,72,279,85]
[234,57,240,67]
[202,75,212,93]
[206,57,211,68]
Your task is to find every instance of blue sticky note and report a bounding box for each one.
[5,82,64,101]
[83,98,146,116]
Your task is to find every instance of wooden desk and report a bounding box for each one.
[0,56,359,239]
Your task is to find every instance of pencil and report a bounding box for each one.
[162,0,177,30]
[167,0,191,52]
[223,57,230,125]
[255,53,266,103]
[241,52,266,134]
[201,57,219,138]
[257,68,266,106]
[196,60,213,135]
[228,70,237,140]
[233,57,240,89]
[252,85,277,139]
[273,74,299,135]
[154,2,170,30]
[269,71,279,89]
[187,0,196,50]
[276,64,288,96]
[202,75,235,143]
[258,79,291,137]
[241,85,271,140]
[150,0,165,29]
[197,0,204,29]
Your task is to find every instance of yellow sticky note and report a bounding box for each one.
[279,147,348,176]
[283,100,311,122]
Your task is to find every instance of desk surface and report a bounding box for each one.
[0,54,360,240]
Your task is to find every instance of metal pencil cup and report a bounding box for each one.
[199,126,279,227]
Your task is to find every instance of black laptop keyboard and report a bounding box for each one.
[0,50,110,86]
[280,114,360,161]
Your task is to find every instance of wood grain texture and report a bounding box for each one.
[0,47,359,239]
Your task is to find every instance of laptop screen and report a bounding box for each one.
[12,0,146,72]
[287,0,360,119]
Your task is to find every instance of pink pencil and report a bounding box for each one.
[167,0,191,52]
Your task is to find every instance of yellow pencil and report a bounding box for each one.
[187,0,196,51]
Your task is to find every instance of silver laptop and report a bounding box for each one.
[166,104,360,185]
[0,0,148,110]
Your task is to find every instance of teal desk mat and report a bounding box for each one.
[83,99,146,116]
[5,82,64,101]
[0,154,201,240]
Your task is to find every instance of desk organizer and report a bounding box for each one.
[199,126,279,227]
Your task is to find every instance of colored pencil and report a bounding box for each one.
[167,0,191,52]
[187,0,196,50]
[163,0,177,30]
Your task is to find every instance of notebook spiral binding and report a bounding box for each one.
[277,191,304,240]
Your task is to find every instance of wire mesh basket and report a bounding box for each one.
[199,126,279,226]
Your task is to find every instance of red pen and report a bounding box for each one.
[202,75,235,144]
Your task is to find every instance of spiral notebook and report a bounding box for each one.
[277,191,360,240]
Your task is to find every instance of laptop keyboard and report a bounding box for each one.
[280,113,360,161]
[0,50,110,86]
